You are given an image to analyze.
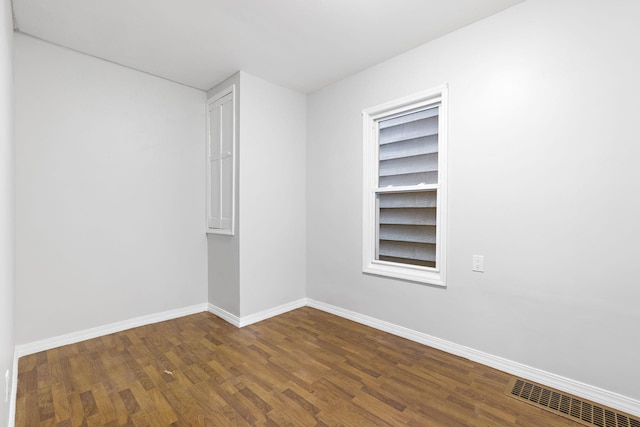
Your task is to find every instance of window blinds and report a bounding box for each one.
[377,106,439,268]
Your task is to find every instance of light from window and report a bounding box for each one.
[363,85,447,285]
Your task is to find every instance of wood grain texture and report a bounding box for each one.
[15,307,583,426]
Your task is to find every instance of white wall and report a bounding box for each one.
[14,34,208,344]
[207,72,306,318]
[239,72,306,316]
[307,0,640,401]
[0,0,14,424]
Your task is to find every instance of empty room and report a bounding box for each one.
[1,0,639,425]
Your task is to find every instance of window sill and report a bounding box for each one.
[363,261,445,286]
[206,229,234,236]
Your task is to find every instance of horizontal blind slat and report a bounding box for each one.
[379,153,438,177]
[379,191,437,208]
[379,241,436,262]
[379,171,438,187]
[379,135,438,161]
[379,224,436,244]
[379,207,436,225]
[379,116,438,145]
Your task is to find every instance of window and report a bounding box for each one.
[362,85,447,286]
[207,85,236,235]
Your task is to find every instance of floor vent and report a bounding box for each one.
[506,378,640,427]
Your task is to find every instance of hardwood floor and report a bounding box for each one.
[15,307,583,426]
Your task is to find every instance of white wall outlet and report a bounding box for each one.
[4,369,8,403]
[472,255,484,272]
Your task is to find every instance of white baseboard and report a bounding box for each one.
[207,303,241,327]
[208,298,307,328]
[306,299,640,418]
[14,303,208,357]
[238,298,307,327]
[15,297,308,357]
[7,350,18,427]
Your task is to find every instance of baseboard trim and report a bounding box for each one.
[208,298,308,328]
[306,299,640,418]
[206,304,241,327]
[239,298,308,327]
[14,303,208,357]
[7,349,18,427]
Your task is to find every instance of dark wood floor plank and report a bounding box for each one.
[66,391,86,427]
[50,383,70,425]
[22,391,41,427]
[15,307,585,426]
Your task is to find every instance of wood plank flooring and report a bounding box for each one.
[15,307,583,426]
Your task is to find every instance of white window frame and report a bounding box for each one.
[206,85,236,235]
[362,85,448,286]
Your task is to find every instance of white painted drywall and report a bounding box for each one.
[238,72,306,316]
[14,34,208,344]
[307,0,640,401]
[0,0,14,424]
[207,73,241,316]
[206,72,306,318]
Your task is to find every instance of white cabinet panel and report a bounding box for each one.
[207,86,235,234]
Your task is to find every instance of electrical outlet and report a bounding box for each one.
[472,255,484,272]
[4,369,8,403]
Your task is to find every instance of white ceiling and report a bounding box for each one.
[13,0,523,93]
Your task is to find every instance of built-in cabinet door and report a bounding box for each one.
[207,86,235,235]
